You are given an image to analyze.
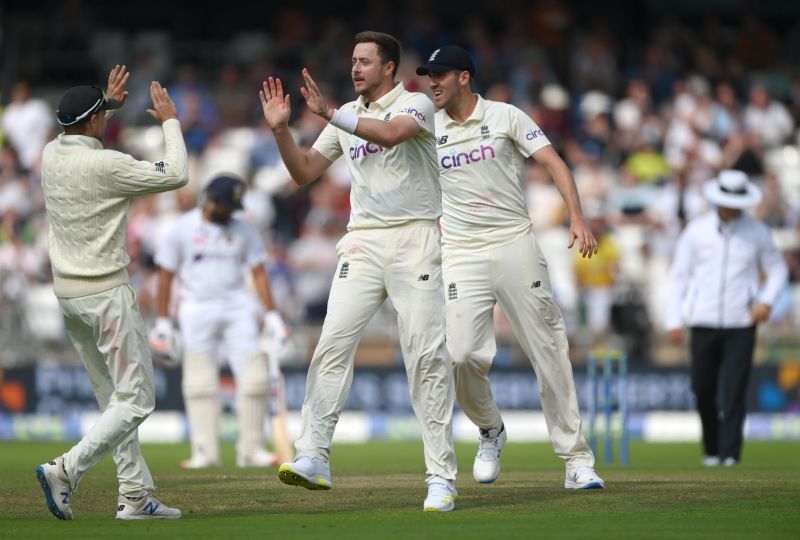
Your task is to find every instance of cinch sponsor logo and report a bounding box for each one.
[399,107,426,122]
[526,128,544,140]
[440,145,496,169]
[349,141,385,160]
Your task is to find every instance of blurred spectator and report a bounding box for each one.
[573,202,619,340]
[743,85,794,148]
[3,4,800,367]
[171,64,220,153]
[1,82,53,172]
[214,64,253,128]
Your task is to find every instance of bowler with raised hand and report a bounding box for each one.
[260,31,457,512]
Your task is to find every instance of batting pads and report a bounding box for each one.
[182,352,221,465]
[236,353,269,461]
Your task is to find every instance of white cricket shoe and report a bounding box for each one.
[423,476,457,512]
[565,466,605,489]
[180,455,221,469]
[278,455,332,490]
[702,455,720,467]
[473,424,507,483]
[116,494,182,520]
[36,456,73,520]
[237,448,279,468]
[722,457,738,467]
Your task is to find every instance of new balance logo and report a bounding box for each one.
[418,274,430,281]
[61,491,70,504]
[118,504,125,511]
[447,282,458,300]
[154,161,166,173]
[384,112,391,122]
[437,135,449,145]
[480,125,490,136]
[143,501,160,515]
[338,262,350,279]
[428,49,441,61]
[531,281,541,288]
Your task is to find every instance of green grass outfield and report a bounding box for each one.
[2,440,799,539]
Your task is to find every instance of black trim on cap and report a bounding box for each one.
[719,184,747,195]
[57,96,104,126]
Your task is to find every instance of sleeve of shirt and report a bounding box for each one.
[395,93,435,135]
[508,105,551,158]
[757,226,789,306]
[154,221,182,273]
[312,122,345,162]
[106,119,189,196]
[665,227,695,331]
[241,221,268,268]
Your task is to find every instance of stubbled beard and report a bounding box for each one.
[354,78,381,98]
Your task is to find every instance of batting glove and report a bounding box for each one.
[263,310,290,347]
[148,317,181,366]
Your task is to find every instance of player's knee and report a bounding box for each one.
[450,346,492,372]
[182,353,219,397]
[238,354,269,396]
[117,391,155,422]
[139,398,156,418]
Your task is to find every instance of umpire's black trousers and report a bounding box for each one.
[690,326,756,461]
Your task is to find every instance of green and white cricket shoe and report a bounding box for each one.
[278,456,332,490]
[423,476,457,512]
[473,424,507,483]
[116,494,182,520]
[35,456,73,520]
[564,466,605,489]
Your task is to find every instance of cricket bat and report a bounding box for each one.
[263,338,294,464]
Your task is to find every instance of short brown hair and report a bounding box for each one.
[354,31,402,78]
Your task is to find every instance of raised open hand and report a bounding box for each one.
[299,68,331,119]
[106,64,130,107]
[259,77,292,130]
[146,81,178,123]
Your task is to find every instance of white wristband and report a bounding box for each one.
[329,108,359,134]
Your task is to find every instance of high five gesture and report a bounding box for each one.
[259,77,292,130]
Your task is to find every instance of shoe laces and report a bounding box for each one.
[427,480,453,500]
[571,466,597,481]
[477,428,503,461]
[297,455,324,465]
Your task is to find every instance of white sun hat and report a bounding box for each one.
[703,170,762,209]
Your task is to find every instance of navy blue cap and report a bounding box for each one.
[57,86,120,126]
[205,175,245,210]
[416,46,475,76]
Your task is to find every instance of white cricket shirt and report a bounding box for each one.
[436,96,551,250]
[155,208,267,302]
[312,82,440,229]
[665,211,788,329]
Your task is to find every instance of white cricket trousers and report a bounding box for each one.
[57,284,156,496]
[295,223,457,480]
[444,232,594,469]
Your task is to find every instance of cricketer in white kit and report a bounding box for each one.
[259,31,457,511]
[418,46,605,489]
[36,68,186,520]
[150,175,288,469]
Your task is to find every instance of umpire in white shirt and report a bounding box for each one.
[666,170,788,467]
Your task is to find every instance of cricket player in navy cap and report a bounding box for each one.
[419,46,605,489]
[36,66,188,520]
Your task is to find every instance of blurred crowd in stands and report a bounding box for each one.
[3,2,800,366]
